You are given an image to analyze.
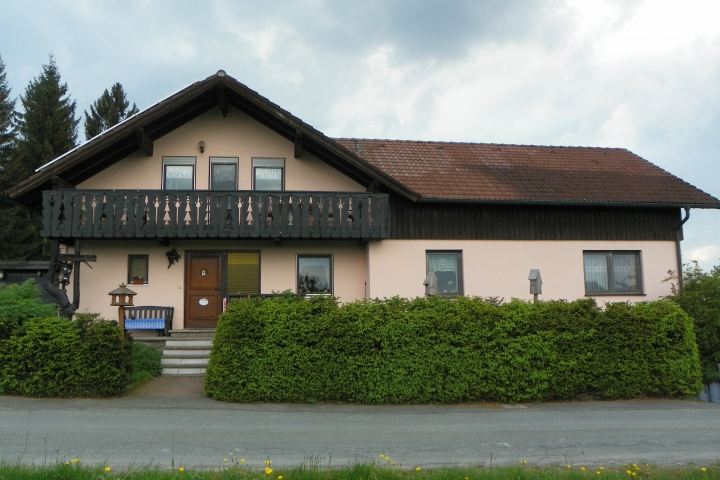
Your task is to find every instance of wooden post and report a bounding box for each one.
[118,305,125,339]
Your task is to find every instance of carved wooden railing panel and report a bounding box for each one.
[42,190,390,239]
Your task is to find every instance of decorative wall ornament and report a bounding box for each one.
[166,248,181,268]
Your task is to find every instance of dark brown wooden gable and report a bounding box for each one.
[390,197,681,241]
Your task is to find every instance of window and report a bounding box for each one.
[163,157,195,190]
[210,157,238,190]
[253,158,284,191]
[297,255,332,294]
[583,251,643,294]
[226,252,260,295]
[426,251,463,296]
[128,255,149,285]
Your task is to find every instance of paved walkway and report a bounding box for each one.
[130,375,206,397]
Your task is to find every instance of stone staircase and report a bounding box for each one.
[161,329,214,375]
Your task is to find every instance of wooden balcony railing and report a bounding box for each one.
[41,190,390,239]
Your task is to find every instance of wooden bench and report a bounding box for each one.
[123,306,174,336]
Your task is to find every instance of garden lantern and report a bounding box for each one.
[109,283,137,338]
[528,269,542,303]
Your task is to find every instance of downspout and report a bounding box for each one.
[675,207,691,291]
[72,239,81,310]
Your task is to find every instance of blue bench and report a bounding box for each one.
[124,306,174,336]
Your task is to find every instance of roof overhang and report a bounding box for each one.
[416,197,720,209]
[6,71,419,209]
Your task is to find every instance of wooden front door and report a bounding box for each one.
[185,252,223,328]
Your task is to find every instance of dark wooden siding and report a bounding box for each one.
[390,197,680,240]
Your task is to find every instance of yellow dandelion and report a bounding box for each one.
[633,464,637,467]
[179,467,185,472]
[241,459,245,463]
[567,465,572,469]
[279,476,283,479]
[71,459,80,463]
[600,467,605,470]
[224,459,228,463]
[380,455,385,459]
[627,471,632,475]
[596,472,601,475]
[632,473,636,477]
[265,467,274,475]
[522,460,527,465]
[416,467,421,471]
[265,460,272,465]
[645,464,649,467]
[105,466,111,472]
[702,467,707,472]
[581,467,586,471]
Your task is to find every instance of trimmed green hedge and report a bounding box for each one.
[205,296,701,403]
[0,314,131,397]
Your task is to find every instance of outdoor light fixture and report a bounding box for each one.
[199,141,206,153]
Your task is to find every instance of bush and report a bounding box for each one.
[205,296,701,404]
[666,262,720,383]
[0,280,57,339]
[0,314,131,397]
[130,341,162,381]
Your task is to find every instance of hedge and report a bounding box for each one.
[0,314,131,397]
[205,296,702,403]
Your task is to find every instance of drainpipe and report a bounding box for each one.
[676,208,691,291]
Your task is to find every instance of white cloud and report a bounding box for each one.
[686,245,720,269]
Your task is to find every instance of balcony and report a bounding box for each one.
[41,190,390,240]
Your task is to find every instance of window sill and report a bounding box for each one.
[585,292,646,296]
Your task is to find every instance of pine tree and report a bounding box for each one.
[84,82,138,139]
[10,54,79,186]
[0,54,15,170]
[0,55,78,261]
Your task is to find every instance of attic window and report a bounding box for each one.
[253,158,284,191]
[163,157,195,190]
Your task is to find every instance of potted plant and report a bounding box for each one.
[131,276,144,285]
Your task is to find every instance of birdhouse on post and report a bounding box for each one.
[109,284,137,338]
[528,269,542,303]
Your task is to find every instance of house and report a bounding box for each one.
[6,71,720,330]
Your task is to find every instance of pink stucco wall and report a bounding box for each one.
[77,106,364,192]
[367,239,677,303]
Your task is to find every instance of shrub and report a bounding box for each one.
[130,341,162,381]
[666,262,720,383]
[0,314,131,397]
[205,296,701,404]
[0,279,57,339]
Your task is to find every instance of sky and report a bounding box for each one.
[0,0,718,271]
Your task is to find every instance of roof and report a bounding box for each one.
[334,139,720,207]
[5,71,719,209]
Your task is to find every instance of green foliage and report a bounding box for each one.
[666,261,720,383]
[84,82,138,139]
[206,296,701,404]
[0,313,130,397]
[0,279,57,339]
[131,341,162,380]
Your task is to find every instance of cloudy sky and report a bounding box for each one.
[1,0,718,270]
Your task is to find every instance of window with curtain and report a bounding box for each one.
[128,255,149,285]
[583,251,642,294]
[163,157,195,190]
[253,158,284,191]
[297,255,332,294]
[426,251,463,296]
[210,157,238,190]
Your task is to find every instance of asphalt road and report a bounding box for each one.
[0,396,719,471]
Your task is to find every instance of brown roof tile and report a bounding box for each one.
[334,139,720,207]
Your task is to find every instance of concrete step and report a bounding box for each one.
[164,339,213,348]
[162,348,211,356]
[169,329,215,339]
[162,366,207,375]
[161,357,208,366]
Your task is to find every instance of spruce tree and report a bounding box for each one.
[84,82,138,139]
[0,55,78,261]
[0,54,14,171]
[10,54,79,185]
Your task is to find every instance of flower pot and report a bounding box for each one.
[132,279,144,285]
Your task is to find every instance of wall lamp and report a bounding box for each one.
[198,141,206,153]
